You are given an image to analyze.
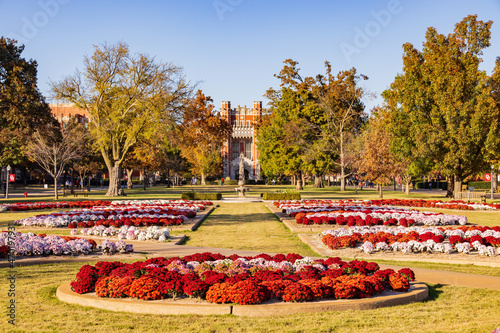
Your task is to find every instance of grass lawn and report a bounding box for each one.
[0,262,499,332]
[1,188,500,332]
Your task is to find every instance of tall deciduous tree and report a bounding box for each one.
[51,42,192,196]
[176,90,231,185]
[356,108,404,198]
[314,62,367,191]
[383,15,500,194]
[258,59,325,190]
[0,37,58,166]
[26,124,83,199]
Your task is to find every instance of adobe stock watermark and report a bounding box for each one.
[213,0,243,21]
[6,223,16,326]
[339,0,405,63]
[9,0,70,44]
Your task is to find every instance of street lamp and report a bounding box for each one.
[491,165,495,201]
[5,165,10,199]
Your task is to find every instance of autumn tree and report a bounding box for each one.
[356,108,404,198]
[26,124,83,199]
[176,90,231,185]
[314,62,367,191]
[51,42,192,196]
[0,37,58,167]
[383,15,500,194]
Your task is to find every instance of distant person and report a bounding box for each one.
[272,179,276,185]
[221,178,224,186]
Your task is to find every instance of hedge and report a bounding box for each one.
[415,181,448,190]
[261,192,301,200]
[465,181,491,190]
[181,192,222,200]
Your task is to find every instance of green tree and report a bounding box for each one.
[176,90,232,185]
[0,37,58,166]
[258,59,324,190]
[383,15,500,194]
[51,42,192,196]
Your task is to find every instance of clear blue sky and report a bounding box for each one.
[1,0,499,112]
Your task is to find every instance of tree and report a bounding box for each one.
[51,42,192,196]
[0,37,58,166]
[383,15,500,195]
[176,90,231,185]
[258,59,325,190]
[314,62,367,191]
[26,124,83,199]
[356,108,404,198]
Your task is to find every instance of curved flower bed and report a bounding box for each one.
[71,225,170,242]
[321,226,500,256]
[274,200,467,226]
[295,210,466,227]
[273,199,500,212]
[14,200,210,228]
[1,200,111,212]
[0,231,134,256]
[70,252,416,304]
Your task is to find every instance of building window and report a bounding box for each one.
[232,141,239,160]
[245,141,251,159]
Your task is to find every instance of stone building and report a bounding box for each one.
[221,101,262,180]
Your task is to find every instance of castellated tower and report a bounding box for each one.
[221,101,262,180]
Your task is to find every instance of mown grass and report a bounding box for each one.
[178,202,318,256]
[0,262,499,332]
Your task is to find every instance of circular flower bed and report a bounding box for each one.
[0,231,134,256]
[321,226,500,256]
[70,252,416,305]
[14,200,209,228]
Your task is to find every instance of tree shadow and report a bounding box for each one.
[424,283,445,302]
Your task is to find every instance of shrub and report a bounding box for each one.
[129,276,162,300]
[262,192,301,200]
[181,192,222,200]
[466,181,491,190]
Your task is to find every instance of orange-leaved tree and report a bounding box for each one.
[176,90,231,185]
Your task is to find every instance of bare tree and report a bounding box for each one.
[26,126,83,199]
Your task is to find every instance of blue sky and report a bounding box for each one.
[1,0,499,112]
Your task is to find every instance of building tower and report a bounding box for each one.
[221,101,262,180]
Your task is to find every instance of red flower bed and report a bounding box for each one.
[70,252,416,304]
[9,200,111,211]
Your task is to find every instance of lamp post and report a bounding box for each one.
[491,165,495,201]
[5,165,10,199]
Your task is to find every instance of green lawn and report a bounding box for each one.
[1,188,500,332]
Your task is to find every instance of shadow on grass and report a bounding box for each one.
[178,235,190,245]
[203,212,277,226]
[424,283,445,302]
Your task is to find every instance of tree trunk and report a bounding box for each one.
[106,162,126,196]
[403,175,411,195]
[201,172,206,185]
[86,173,91,191]
[446,176,454,198]
[314,175,324,188]
[327,176,331,187]
[54,177,58,200]
[393,177,397,191]
[295,172,303,191]
[340,170,346,191]
[454,174,462,197]
[126,168,133,189]
[378,183,383,198]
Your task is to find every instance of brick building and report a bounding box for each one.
[49,103,90,126]
[221,101,262,180]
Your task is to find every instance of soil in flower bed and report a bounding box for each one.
[69,252,416,305]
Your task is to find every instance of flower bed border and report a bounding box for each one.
[56,282,428,317]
